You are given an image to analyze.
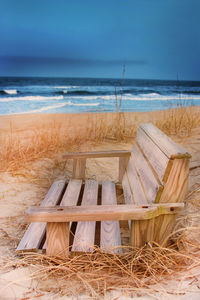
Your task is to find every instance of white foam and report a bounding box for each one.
[4,89,17,95]
[11,103,67,114]
[53,86,78,89]
[0,95,64,102]
[65,101,99,106]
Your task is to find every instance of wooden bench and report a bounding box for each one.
[17,123,191,257]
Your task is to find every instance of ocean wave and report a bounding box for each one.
[11,103,67,114]
[0,89,18,95]
[8,101,100,115]
[100,93,200,101]
[59,90,96,96]
[0,95,64,102]
[181,90,200,95]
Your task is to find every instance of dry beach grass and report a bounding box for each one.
[0,107,200,299]
[0,106,199,174]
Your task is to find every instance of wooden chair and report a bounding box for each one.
[17,123,191,257]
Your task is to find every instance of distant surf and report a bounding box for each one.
[0,77,200,115]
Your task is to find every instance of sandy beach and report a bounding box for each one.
[0,109,200,299]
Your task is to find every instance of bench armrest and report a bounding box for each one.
[63,150,131,182]
[63,150,131,159]
[26,203,184,223]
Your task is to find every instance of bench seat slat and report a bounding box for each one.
[16,180,66,253]
[131,144,163,203]
[100,181,121,253]
[72,180,98,252]
[60,179,82,206]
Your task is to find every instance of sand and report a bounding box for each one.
[0,111,200,299]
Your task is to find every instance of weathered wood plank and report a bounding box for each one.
[122,172,134,229]
[159,158,190,203]
[100,181,121,253]
[140,123,191,159]
[61,179,82,206]
[126,159,147,205]
[72,180,98,252]
[63,150,131,159]
[131,144,163,203]
[119,157,129,183]
[122,172,134,205]
[136,127,169,182]
[72,159,86,179]
[16,180,66,253]
[46,222,69,257]
[26,203,184,223]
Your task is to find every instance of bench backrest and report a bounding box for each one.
[122,123,191,205]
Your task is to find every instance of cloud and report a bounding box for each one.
[1,56,147,67]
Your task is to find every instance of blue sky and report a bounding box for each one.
[0,0,200,80]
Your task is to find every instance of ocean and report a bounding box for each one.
[0,77,200,115]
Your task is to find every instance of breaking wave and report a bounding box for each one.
[0,89,18,95]
[11,103,67,114]
[0,95,64,102]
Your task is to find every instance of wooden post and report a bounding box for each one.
[130,218,155,247]
[119,157,129,183]
[73,159,86,179]
[46,222,69,257]
[154,214,177,246]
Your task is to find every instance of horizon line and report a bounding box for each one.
[0,75,199,83]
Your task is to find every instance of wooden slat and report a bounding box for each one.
[131,144,163,203]
[72,180,98,252]
[122,172,134,205]
[43,179,82,251]
[126,158,148,205]
[140,124,191,159]
[61,179,82,206]
[119,156,129,183]
[63,150,131,159]
[16,180,66,253]
[122,173,134,229]
[136,127,169,182]
[100,181,121,253]
[26,203,184,222]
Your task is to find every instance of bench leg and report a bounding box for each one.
[154,214,177,246]
[130,219,155,248]
[73,159,86,179]
[46,222,69,257]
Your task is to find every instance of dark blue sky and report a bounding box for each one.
[0,0,200,80]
